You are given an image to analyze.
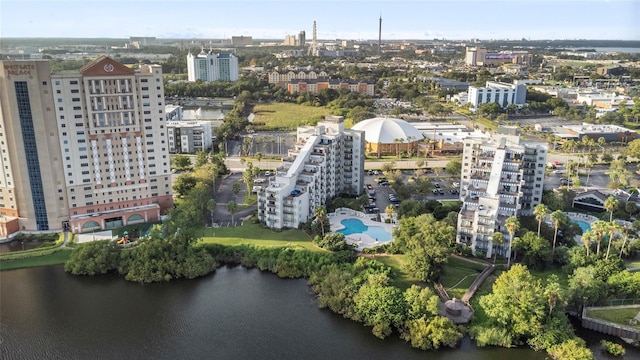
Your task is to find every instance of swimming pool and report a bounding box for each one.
[573,220,591,233]
[337,218,392,242]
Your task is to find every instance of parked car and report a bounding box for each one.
[434,183,441,188]
[452,182,459,187]
[264,171,272,176]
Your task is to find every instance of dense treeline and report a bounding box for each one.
[64,224,218,283]
[472,264,594,359]
[204,244,463,349]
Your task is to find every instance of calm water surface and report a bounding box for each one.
[0,266,636,360]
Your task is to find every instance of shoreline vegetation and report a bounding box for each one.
[0,226,604,359]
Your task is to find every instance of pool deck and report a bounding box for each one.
[329,208,395,251]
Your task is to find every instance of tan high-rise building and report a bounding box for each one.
[1,56,173,237]
[51,56,173,233]
[0,60,70,235]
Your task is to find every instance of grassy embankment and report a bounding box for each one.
[371,254,486,297]
[251,103,332,131]
[587,306,640,330]
[198,222,319,252]
[0,233,71,271]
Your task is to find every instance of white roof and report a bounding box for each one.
[352,117,424,144]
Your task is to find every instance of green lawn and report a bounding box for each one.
[198,222,320,251]
[372,254,427,290]
[441,257,488,299]
[0,250,71,271]
[625,260,640,268]
[251,103,332,131]
[587,307,640,330]
[530,267,570,288]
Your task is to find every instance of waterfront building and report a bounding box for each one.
[167,121,213,153]
[468,81,527,112]
[258,116,364,230]
[457,133,548,258]
[0,60,70,235]
[187,51,239,82]
[51,55,173,233]
[1,56,173,236]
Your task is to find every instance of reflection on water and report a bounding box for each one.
[0,266,636,360]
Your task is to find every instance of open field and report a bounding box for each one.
[251,103,332,131]
[198,222,319,251]
[587,306,640,330]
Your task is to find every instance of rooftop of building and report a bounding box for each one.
[289,77,375,85]
[563,122,635,133]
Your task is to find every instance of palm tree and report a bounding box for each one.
[619,225,631,259]
[227,201,238,226]
[491,232,505,263]
[505,216,520,267]
[591,220,608,256]
[207,199,216,227]
[385,205,396,223]
[604,196,618,222]
[393,138,404,159]
[314,206,327,238]
[533,204,550,237]
[581,229,593,257]
[550,210,567,255]
[605,221,620,260]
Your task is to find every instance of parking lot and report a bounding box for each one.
[362,170,461,215]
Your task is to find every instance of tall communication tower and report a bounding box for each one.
[308,21,318,56]
[378,15,382,55]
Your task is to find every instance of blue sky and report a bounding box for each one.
[1,0,639,40]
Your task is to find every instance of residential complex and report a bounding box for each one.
[257,116,364,229]
[457,133,548,258]
[0,56,173,236]
[287,78,375,96]
[267,70,329,85]
[468,81,527,112]
[167,121,213,153]
[187,51,239,82]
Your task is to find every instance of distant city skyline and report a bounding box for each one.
[2,0,639,41]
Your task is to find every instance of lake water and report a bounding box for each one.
[0,266,636,359]
[182,107,228,120]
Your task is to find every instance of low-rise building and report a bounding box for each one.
[257,116,364,229]
[167,121,213,153]
[457,133,548,258]
[287,78,375,96]
[267,70,328,85]
[561,123,639,143]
